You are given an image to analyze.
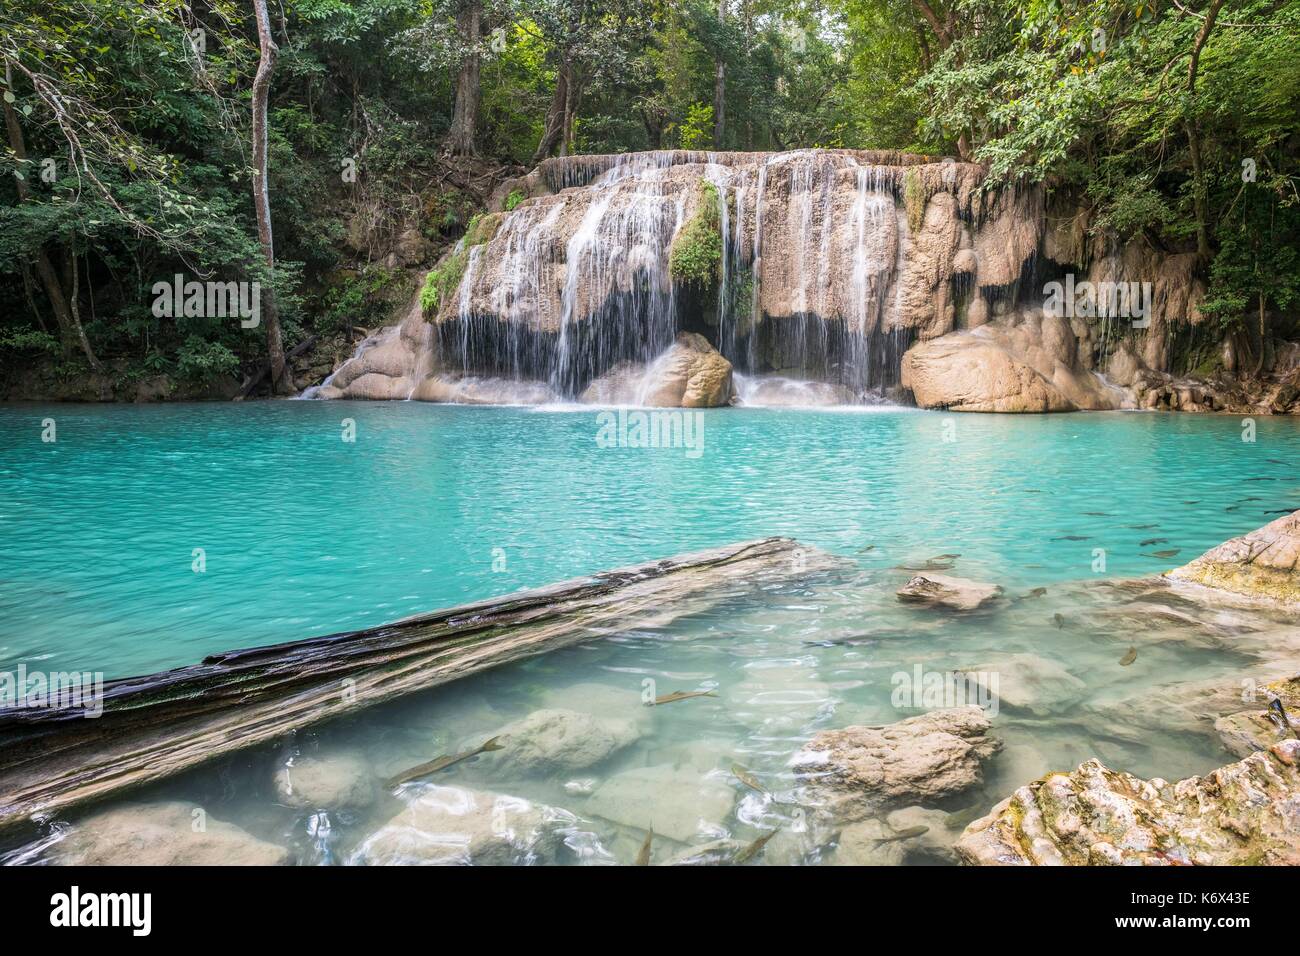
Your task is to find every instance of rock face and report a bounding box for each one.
[484,708,641,775]
[1215,676,1300,758]
[897,573,1003,611]
[55,801,291,866]
[1167,510,1300,605]
[579,333,734,407]
[793,707,1000,822]
[901,313,1126,412]
[956,742,1300,865]
[350,786,572,865]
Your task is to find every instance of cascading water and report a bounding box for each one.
[320,149,1013,405]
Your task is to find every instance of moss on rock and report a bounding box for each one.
[669,180,723,287]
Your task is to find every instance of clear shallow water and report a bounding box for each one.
[1,402,1298,866]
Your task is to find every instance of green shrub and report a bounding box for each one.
[669,180,723,287]
[504,189,526,212]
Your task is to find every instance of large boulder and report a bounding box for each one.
[483,708,641,775]
[1166,510,1300,605]
[54,801,291,866]
[956,742,1300,865]
[350,786,573,865]
[793,707,1000,822]
[580,333,734,408]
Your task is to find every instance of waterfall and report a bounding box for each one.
[320,149,1009,405]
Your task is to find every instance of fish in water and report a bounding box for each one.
[1267,699,1299,739]
[635,828,654,866]
[1082,511,1111,517]
[1053,613,1065,629]
[1119,647,1137,666]
[386,735,505,788]
[733,829,778,865]
[1052,535,1089,541]
[654,690,718,706]
[857,545,876,553]
[1024,587,1047,598]
[732,764,771,798]
[1139,538,1168,546]
[1128,523,1159,530]
[928,553,961,561]
[1144,549,1181,558]
[872,825,929,847]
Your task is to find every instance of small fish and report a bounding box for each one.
[732,764,771,798]
[1267,699,1299,739]
[1119,647,1137,666]
[872,825,929,846]
[733,829,778,865]
[1139,538,1168,546]
[386,735,505,788]
[1082,511,1111,517]
[1052,535,1089,541]
[928,553,961,560]
[1144,549,1181,559]
[1053,613,1065,629]
[1182,500,1201,504]
[635,828,654,866]
[1023,587,1047,599]
[1264,510,1294,515]
[1128,524,1159,530]
[654,690,718,706]
[857,545,876,553]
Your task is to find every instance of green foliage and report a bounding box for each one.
[678,102,714,149]
[504,189,526,212]
[669,179,722,286]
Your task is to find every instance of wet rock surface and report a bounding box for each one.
[55,802,291,866]
[484,708,641,775]
[793,707,1000,821]
[275,751,377,810]
[897,573,1003,611]
[583,764,736,843]
[1167,509,1300,605]
[956,741,1300,865]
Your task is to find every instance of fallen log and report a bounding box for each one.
[0,537,834,831]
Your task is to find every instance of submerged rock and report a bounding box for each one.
[1167,510,1300,605]
[275,751,377,810]
[793,707,1000,821]
[350,786,572,865]
[484,708,641,775]
[409,375,560,405]
[54,801,291,866]
[956,742,1300,865]
[583,764,735,843]
[896,573,1002,612]
[1215,675,1300,758]
[956,653,1086,716]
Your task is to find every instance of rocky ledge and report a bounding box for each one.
[955,742,1300,866]
[1166,509,1300,605]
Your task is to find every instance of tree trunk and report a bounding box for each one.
[1185,0,1224,265]
[713,0,726,148]
[532,56,570,163]
[447,0,482,156]
[251,0,290,396]
[3,59,100,370]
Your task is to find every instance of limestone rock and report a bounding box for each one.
[583,764,735,843]
[956,742,1300,865]
[902,336,1075,412]
[54,801,291,866]
[1167,510,1300,605]
[580,333,733,408]
[793,707,1000,822]
[897,573,1002,612]
[409,375,559,405]
[1215,675,1300,758]
[350,786,572,865]
[829,818,911,865]
[485,708,640,775]
[275,752,377,810]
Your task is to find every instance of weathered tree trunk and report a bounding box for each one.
[251,0,290,395]
[446,0,483,156]
[0,539,836,830]
[2,60,100,370]
[713,0,726,148]
[1185,0,1224,265]
[532,57,570,163]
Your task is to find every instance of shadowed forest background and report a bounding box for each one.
[1,0,1297,398]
